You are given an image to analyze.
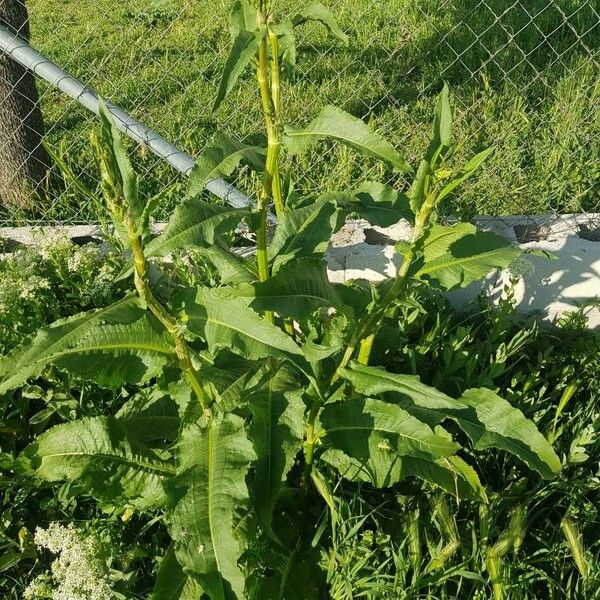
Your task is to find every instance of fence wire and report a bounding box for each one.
[0,0,598,230]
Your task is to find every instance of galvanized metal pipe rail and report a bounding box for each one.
[0,24,254,210]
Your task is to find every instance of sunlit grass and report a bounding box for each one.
[9,0,598,223]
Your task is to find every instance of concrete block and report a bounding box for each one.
[2,214,599,328]
[326,215,600,329]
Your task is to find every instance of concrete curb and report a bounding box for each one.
[2,214,599,328]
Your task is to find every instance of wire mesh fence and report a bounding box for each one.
[0,0,598,227]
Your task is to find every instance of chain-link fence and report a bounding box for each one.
[0,0,598,227]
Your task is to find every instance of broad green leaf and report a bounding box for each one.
[0,296,174,394]
[248,368,305,531]
[233,257,340,321]
[321,445,402,488]
[0,552,23,573]
[152,546,204,600]
[268,193,344,273]
[323,447,486,500]
[55,318,174,387]
[320,397,459,487]
[187,132,265,198]
[458,388,561,478]
[21,416,175,509]
[436,147,494,203]
[116,388,180,442]
[348,181,413,226]
[403,455,487,502]
[341,362,461,418]
[179,287,305,367]
[166,412,256,600]
[415,223,521,291]
[229,0,257,39]
[214,363,267,412]
[342,363,561,479]
[421,223,476,262]
[283,106,412,173]
[97,100,143,234]
[193,246,257,285]
[292,2,349,44]
[214,29,264,111]
[144,197,251,259]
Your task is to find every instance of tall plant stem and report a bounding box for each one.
[256,10,286,328]
[305,193,440,479]
[303,401,321,486]
[331,192,437,381]
[268,28,284,218]
[256,32,273,285]
[129,231,207,412]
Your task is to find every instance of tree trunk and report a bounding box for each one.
[0,0,49,210]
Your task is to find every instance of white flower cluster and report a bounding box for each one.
[19,276,51,300]
[24,523,114,600]
[98,262,116,283]
[67,245,104,274]
[32,229,72,261]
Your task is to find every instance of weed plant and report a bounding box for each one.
[0,2,598,599]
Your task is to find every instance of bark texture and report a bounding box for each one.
[0,0,49,209]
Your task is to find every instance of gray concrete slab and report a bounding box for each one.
[2,214,599,328]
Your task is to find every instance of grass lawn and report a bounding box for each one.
[3,0,598,222]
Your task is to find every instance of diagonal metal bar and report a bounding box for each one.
[0,24,254,211]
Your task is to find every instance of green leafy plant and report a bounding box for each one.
[0,1,562,598]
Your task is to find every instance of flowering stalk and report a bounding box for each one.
[255,0,290,333]
[128,232,207,410]
[92,128,208,412]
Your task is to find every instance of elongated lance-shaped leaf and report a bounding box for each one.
[116,388,181,442]
[232,257,341,321]
[436,147,494,204]
[144,197,252,259]
[292,2,349,45]
[348,181,413,226]
[214,28,265,111]
[403,455,487,502]
[187,132,266,198]
[458,388,561,477]
[341,363,561,479]
[21,416,175,509]
[323,445,486,500]
[192,245,257,285]
[408,85,453,213]
[283,106,413,173]
[432,83,452,151]
[321,398,460,487]
[152,546,204,600]
[268,192,346,273]
[408,158,431,215]
[248,367,305,532]
[179,287,306,368]
[166,412,256,600]
[0,296,174,394]
[414,223,521,291]
[321,397,459,459]
[229,0,258,39]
